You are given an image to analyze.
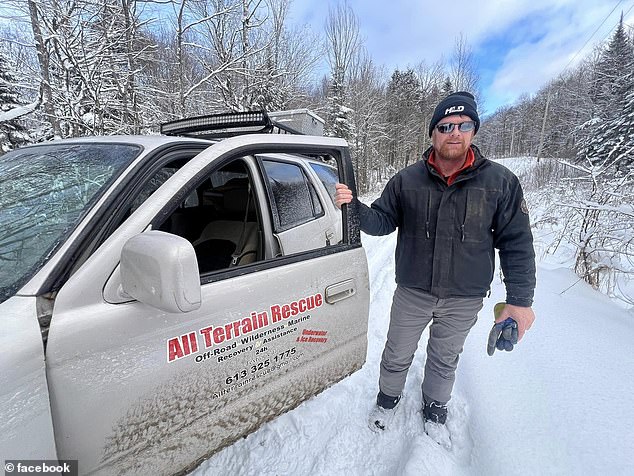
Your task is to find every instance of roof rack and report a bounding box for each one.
[160,110,304,139]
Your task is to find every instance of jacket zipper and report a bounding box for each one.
[425,189,431,239]
[461,189,468,242]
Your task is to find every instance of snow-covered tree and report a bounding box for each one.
[166,0,318,115]
[588,14,634,118]
[578,16,634,172]
[324,2,360,141]
[440,77,454,97]
[325,76,355,141]
[0,49,30,153]
[577,70,634,172]
[385,68,424,169]
[15,0,152,137]
[346,53,389,192]
[557,20,634,290]
[247,0,321,111]
[416,60,444,150]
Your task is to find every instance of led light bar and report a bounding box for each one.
[160,111,268,136]
[160,110,307,139]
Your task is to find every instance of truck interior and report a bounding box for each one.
[157,159,262,274]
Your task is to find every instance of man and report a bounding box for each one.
[335,91,536,445]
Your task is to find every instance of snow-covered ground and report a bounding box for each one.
[192,161,634,476]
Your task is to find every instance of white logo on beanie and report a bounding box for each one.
[444,105,464,115]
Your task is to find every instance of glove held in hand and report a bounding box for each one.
[487,317,518,356]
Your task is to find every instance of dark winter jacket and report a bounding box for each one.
[358,145,536,307]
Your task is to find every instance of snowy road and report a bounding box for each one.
[193,230,634,476]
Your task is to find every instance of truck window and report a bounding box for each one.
[157,159,261,274]
[131,167,199,213]
[131,167,179,213]
[262,160,325,232]
[309,162,339,205]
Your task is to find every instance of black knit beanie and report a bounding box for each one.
[428,91,479,137]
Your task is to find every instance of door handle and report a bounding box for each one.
[325,279,356,304]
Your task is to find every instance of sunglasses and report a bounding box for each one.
[435,121,476,134]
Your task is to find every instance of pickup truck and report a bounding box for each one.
[0,111,370,475]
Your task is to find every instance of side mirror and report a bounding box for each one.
[121,231,201,313]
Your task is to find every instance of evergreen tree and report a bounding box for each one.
[578,68,634,174]
[440,76,454,96]
[589,14,634,119]
[385,69,424,168]
[325,73,355,142]
[0,50,29,154]
[580,16,634,171]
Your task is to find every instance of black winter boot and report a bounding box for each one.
[422,396,447,424]
[368,391,401,432]
[377,390,401,410]
[422,394,451,448]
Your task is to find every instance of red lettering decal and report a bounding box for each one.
[282,304,291,319]
[249,312,258,331]
[290,301,299,316]
[167,338,184,363]
[189,332,198,353]
[213,326,225,344]
[181,334,191,355]
[298,299,307,313]
[224,323,233,340]
[242,317,254,333]
[258,311,268,328]
[232,321,241,339]
[315,293,323,307]
[306,296,315,310]
[199,327,214,348]
[271,304,282,322]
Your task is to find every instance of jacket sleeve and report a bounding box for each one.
[493,175,536,307]
[357,175,401,236]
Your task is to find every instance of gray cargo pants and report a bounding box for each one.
[379,285,483,404]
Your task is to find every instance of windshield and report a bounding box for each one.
[0,143,142,303]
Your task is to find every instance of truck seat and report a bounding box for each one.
[192,184,259,271]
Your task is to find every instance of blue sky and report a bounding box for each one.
[287,0,634,115]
